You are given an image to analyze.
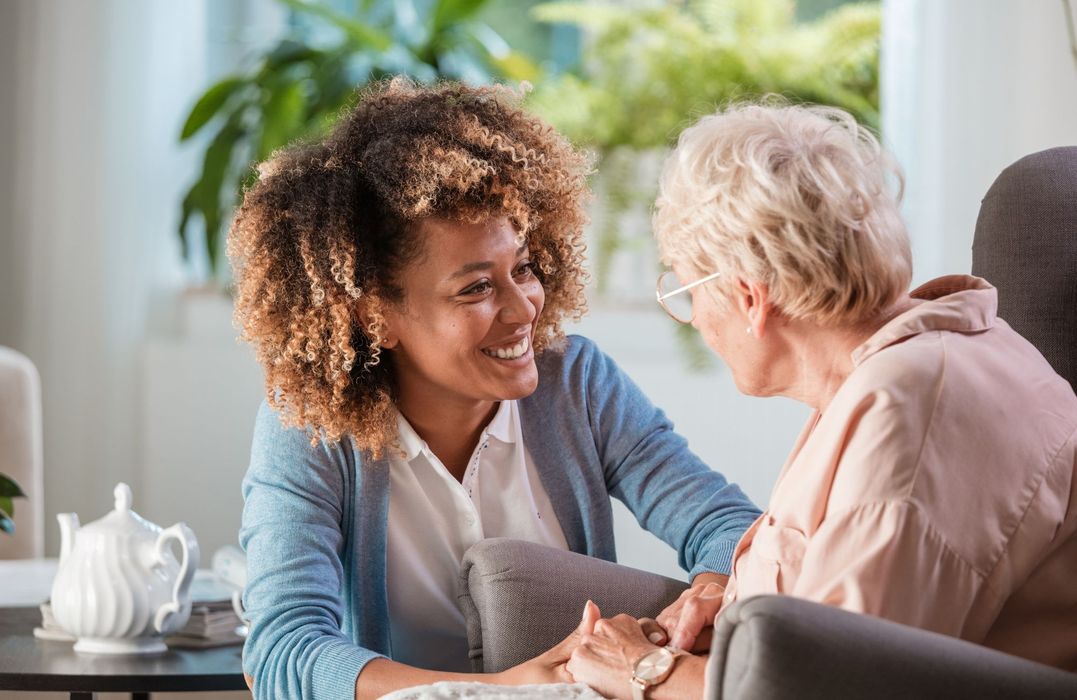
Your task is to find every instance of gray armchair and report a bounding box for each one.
[458,147,1077,698]
[972,145,1077,389]
[461,539,1077,699]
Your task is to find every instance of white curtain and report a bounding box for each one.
[1,0,206,553]
[882,0,1077,282]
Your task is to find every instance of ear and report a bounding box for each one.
[732,278,772,339]
[354,299,398,349]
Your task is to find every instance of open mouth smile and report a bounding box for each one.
[481,336,530,361]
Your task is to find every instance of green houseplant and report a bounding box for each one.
[524,0,880,367]
[527,0,881,293]
[178,0,540,284]
[0,474,26,535]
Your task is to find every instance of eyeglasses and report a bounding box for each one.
[655,270,721,323]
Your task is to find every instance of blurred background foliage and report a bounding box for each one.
[525,0,880,312]
[179,0,879,289]
[527,0,880,149]
[179,0,546,281]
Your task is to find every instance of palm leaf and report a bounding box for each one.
[257,80,307,160]
[0,473,25,498]
[432,0,488,35]
[276,0,392,50]
[180,76,247,141]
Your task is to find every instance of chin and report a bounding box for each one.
[486,363,539,401]
[501,371,540,400]
[729,371,762,398]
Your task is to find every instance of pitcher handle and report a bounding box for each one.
[153,523,200,635]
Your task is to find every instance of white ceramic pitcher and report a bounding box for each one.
[50,483,199,655]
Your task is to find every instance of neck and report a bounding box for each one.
[395,386,498,482]
[778,296,917,413]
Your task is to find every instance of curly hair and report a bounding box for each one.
[655,100,911,327]
[229,79,592,456]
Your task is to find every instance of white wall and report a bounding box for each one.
[1,0,206,555]
[883,0,1077,283]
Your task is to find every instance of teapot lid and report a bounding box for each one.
[81,483,160,538]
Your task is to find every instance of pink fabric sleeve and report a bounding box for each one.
[791,500,987,637]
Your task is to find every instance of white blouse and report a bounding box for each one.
[385,400,569,672]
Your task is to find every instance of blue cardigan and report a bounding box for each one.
[240,335,760,699]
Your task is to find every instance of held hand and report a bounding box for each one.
[654,572,727,651]
[498,600,601,685]
[566,614,656,700]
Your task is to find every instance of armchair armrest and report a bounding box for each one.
[459,538,689,673]
[708,595,1077,700]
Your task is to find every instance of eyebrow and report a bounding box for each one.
[448,243,530,281]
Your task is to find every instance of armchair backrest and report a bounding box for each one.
[972,146,1077,389]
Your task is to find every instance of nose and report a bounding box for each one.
[498,279,538,326]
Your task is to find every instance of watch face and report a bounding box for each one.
[635,647,675,682]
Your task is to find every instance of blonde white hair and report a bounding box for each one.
[654,100,912,327]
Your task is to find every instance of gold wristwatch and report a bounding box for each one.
[630,646,681,700]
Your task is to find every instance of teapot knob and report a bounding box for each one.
[114,483,133,512]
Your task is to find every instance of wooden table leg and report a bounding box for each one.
[131,694,150,700]
[70,693,95,700]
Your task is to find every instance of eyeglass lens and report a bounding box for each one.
[658,273,694,323]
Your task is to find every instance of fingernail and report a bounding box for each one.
[648,632,664,644]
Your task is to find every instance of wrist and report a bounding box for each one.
[629,646,684,700]
[486,668,514,685]
[650,654,705,700]
[690,572,729,589]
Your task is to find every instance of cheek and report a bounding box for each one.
[531,283,545,316]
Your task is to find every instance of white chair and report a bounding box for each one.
[0,346,44,558]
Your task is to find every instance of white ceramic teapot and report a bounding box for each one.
[50,482,200,655]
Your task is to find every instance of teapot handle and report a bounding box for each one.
[152,523,201,635]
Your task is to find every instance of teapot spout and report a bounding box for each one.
[57,513,80,565]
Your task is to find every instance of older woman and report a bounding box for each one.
[566,102,1077,700]
[231,79,760,700]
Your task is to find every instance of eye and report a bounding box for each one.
[514,261,537,279]
[460,279,493,296]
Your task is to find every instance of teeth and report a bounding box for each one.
[484,336,529,360]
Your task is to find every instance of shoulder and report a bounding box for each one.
[251,399,320,452]
[535,333,601,370]
[833,334,948,445]
[817,341,948,508]
[248,399,360,482]
[532,334,606,391]
[847,332,946,401]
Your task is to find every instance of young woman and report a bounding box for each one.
[231,79,760,700]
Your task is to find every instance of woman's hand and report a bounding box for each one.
[566,612,657,700]
[644,572,727,651]
[495,599,602,685]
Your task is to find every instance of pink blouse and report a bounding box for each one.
[722,275,1077,670]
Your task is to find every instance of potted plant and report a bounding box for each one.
[0,474,26,535]
[527,0,881,297]
[523,0,880,366]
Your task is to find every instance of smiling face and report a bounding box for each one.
[382,216,545,414]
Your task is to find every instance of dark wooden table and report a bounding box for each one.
[0,606,247,699]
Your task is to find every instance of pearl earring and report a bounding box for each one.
[745,326,752,335]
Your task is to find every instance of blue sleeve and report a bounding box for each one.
[578,337,762,577]
[240,401,380,700]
